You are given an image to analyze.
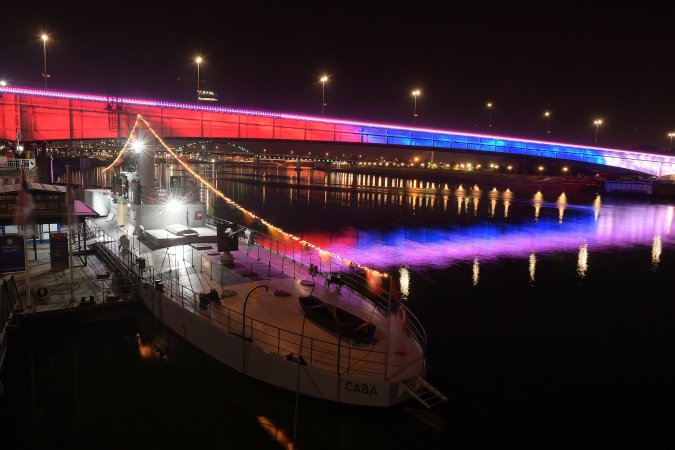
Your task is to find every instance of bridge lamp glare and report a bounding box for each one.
[0,80,6,87]
[487,102,494,132]
[320,75,329,115]
[40,33,50,89]
[593,119,603,143]
[195,56,204,100]
[132,140,144,153]
[411,89,421,125]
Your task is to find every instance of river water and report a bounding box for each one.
[2,162,674,449]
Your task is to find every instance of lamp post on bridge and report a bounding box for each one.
[487,102,493,133]
[668,132,675,152]
[195,56,203,101]
[544,111,551,135]
[320,75,328,115]
[411,89,421,125]
[40,33,49,89]
[593,119,603,144]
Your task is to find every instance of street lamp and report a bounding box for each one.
[544,111,551,135]
[668,132,675,152]
[593,119,603,144]
[241,284,269,373]
[195,56,203,100]
[41,33,49,89]
[487,102,493,133]
[411,89,421,125]
[320,75,328,115]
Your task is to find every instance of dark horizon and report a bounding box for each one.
[2,2,673,151]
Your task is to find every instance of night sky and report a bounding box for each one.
[2,2,674,150]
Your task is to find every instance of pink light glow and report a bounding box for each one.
[0,85,664,157]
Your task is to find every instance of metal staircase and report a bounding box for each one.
[400,376,448,409]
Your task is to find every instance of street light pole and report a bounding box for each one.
[41,34,49,89]
[320,75,328,115]
[195,56,203,101]
[487,102,493,133]
[668,132,675,152]
[411,89,421,125]
[544,111,551,135]
[593,119,603,144]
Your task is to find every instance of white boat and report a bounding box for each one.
[87,207,446,408]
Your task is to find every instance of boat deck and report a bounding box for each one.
[90,217,425,383]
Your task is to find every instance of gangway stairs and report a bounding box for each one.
[400,376,448,409]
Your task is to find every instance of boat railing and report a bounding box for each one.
[87,217,426,381]
[205,214,428,348]
[144,265,399,380]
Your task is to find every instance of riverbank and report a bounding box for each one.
[322,166,604,198]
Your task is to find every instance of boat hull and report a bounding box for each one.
[138,283,411,407]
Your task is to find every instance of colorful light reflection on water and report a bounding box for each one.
[304,201,675,271]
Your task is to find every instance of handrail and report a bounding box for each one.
[205,214,428,347]
[87,217,425,381]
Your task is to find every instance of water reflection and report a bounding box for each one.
[503,189,512,219]
[529,252,536,284]
[472,257,480,286]
[257,416,294,450]
[593,195,602,222]
[577,243,588,278]
[399,266,410,299]
[557,192,567,223]
[310,202,674,271]
[533,191,543,221]
[652,235,662,269]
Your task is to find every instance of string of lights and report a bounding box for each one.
[102,116,142,172]
[105,114,388,278]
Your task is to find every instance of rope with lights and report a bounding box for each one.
[103,114,388,278]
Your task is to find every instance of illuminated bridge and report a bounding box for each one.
[1,86,674,177]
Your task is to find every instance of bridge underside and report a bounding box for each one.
[1,87,674,177]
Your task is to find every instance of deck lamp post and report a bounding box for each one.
[668,132,675,151]
[41,33,49,89]
[593,119,603,144]
[241,284,269,372]
[411,89,421,125]
[320,75,328,115]
[544,111,551,135]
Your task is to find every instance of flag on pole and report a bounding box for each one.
[14,168,34,225]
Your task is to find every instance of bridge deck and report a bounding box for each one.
[2,85,674,176]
